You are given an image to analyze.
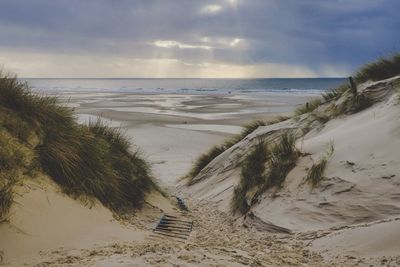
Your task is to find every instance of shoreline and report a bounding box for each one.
[2,74,399,266]
[66,91,311,186]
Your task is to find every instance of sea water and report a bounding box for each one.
[23,78,346,95]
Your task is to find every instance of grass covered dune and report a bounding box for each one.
[0,73,158,221]
[185,53,400,215]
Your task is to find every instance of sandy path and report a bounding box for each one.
[35,200,328,267]
[2,91,327,266]
[124,125,229,187]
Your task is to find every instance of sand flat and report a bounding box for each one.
[1,90,320,266]
[165,123,243,134]
[72,92,308,187]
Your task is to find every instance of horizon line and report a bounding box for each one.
[19,76,347,80]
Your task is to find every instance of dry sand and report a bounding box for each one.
[180,77,400,266]
[1,91,317,266]
[7,196,328,267]
[0,176,147,266]
[3,82,399,266]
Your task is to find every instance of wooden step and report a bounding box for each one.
[160,218,192,224]
[156,224,192,230]
[153,228,191,236]
[152,213,193,241]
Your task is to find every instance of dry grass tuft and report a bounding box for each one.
[0,175,14,223]
[294,98,323,116]
[0,73,157,217]
[232,132,300,214]
[307,143,334,187]
[186,120,266,184]
[355,53,400,84]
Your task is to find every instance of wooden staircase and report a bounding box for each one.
[150,197,192,241]
[151,214,193,241]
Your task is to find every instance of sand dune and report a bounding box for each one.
[2,77,400,266]
[182,76,400,264]
[1,90,306,266]
[0,176,148,266]
[311,218,400,258]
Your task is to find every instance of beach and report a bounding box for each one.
[48,88,314,187]
[0,85,319,266]
[1,1,399,265]
[2,76,400,266]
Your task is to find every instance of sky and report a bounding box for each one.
[0,0,399,78]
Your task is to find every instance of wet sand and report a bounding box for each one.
[58,91,311,187]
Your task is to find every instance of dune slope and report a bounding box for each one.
[185,77,400,230]
[182,76,400,262]
[0,176,149,266]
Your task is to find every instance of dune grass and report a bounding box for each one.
[231,120,266,143]
[188,54,400,193]
[355,53,400,83]
[0,172,15,223]
[295,54,400,120]
[232,140,268,214]
[0,75,74,130]
[307,144,334,187]
[322,84,350,102]
[0,117,34,221]
[186,145,226,184]
[232,186,250,215]
[295,85,368,123]
[307,158,328,187]
[295,81,372,127]
[0,73,157,218]
[294,98,323,116]
[267,133,299,188]
[240,140,269,188]
[38,119,155,213]
[267,115,292,125]
[328,90,372,117]
[351,94,372,112]
[186,120,266,184]
[232,132,299,214]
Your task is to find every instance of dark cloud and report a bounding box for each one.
[0,0,399,76]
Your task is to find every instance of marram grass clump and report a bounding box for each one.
[294,98,323,116]
[294,54,400,121]
[0,176,14,223]
[0,124,35,221]
[186,120,266,184]
[355,53,400,84]
[232,140,268,214]
[267,132,299,188]
[0,73,157,219]
[232,132,300,214]
[307,144,334,187]
[307,158,328,187]
[188,51,400,185]
[321,84,350,102]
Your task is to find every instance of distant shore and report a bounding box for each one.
[58,91,311,186]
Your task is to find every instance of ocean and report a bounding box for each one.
[23,78,346,95]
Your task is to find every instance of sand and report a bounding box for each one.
[10,199,327,266]
[180,76,400,265]
[0,91,314,266]
[2,80,400,266]
[0,176,146,266]
[69,92,310,187]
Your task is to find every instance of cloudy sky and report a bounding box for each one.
[0,0,399,78]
